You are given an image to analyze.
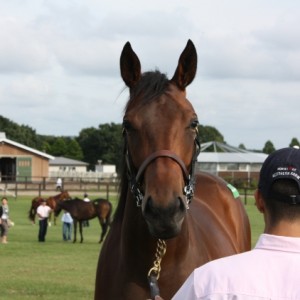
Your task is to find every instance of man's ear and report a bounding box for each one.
[255,189,265,213]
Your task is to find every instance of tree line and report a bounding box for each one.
[0,115,299,172]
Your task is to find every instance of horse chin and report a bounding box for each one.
[146,217,184,240]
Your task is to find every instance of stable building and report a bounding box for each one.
[196,141,268,185]
[0,132,54,182]
[49,156,88,175]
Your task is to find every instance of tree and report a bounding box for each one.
[77,123,124,171]
[238,143,246,150]
[289,137,300,148]
[65,138,84,161]
[0,115,42,149]
[198,125,224,143]
[263,140,275,154]
[77,127,101,169]
[50,137,68,156]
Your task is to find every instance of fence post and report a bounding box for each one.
[42,177,46,190]
[106,183,109,200]
[39,184,42,197]
[244,188,247,205]
[15,182,18,199]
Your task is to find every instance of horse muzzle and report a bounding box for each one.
[142,195,187,240]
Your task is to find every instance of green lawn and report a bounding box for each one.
[0,194,263,299]
[0,194,118,300]
[244,196,265,247]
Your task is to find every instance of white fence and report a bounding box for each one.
[49,170,118,182]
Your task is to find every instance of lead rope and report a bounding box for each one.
[148,239,167,299]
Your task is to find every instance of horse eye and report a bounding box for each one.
[122,120,132,133]
[190,120,199,129]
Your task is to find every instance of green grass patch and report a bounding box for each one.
[0,194,263,299]
[0,194,118,300]
[243,196,265,247]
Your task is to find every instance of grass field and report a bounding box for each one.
[0,194,264,300]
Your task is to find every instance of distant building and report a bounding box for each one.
[95,160,117,180]
[49,156,88,174]
[49,157,117,181]
[0,132,54,182]
[196,141,268,185]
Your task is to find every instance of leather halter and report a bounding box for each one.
[125,134,200,207]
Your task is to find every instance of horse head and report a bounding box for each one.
[121,40,200,240]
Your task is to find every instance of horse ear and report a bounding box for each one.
[120,42,141,88]
[171,40,197,90]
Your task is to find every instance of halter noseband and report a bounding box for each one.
[125,135,200,207]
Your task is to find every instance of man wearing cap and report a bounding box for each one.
[154,147,300,300]
[37,199,52,242]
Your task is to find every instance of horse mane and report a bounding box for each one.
[125,70,169,111]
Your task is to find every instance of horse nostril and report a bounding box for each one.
[144,196,154,214]
[178,197,186,211]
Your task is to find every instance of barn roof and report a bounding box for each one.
[198,141,268,164]
[198,152,267,164]
[49,156,88,166]
[0,132,54,160]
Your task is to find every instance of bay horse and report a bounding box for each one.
[94,40,251,300]
[54,198,112,243]
[28,191,70,225]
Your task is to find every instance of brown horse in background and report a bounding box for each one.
[54,198,112,243]
[94,40,251,300]
[28,191,70,225]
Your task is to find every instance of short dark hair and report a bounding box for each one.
[263,179,300,225]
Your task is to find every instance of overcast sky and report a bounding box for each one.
[0,0,299,150]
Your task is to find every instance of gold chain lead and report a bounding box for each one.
[148,239,167,280]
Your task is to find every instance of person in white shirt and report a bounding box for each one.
[56,177,62,191]
[83,193,90,202]
[83,193,90,227]
[154,147,300,300]
[37,199,52,242]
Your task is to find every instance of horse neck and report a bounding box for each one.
[118,192,156,259]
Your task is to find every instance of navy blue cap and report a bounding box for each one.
[258,147,300,204]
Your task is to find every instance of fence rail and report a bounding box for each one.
[0,176,256,204]
[0,176,119,199]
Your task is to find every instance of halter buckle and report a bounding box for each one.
[130,182,143,207]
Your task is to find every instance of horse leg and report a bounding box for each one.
[29,208,36,224]
[73,220,77,243]
[32,211,36,225]
[79,221,83,243]
[99,218,108,243]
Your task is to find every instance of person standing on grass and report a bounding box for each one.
[0,197,10,244]
[82,193,90,227]
[152,147,300,300]
[56,177,62,191]
[61,210,73,241]
[37,199,52,242]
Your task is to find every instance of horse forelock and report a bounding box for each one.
[125,71,169,111]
